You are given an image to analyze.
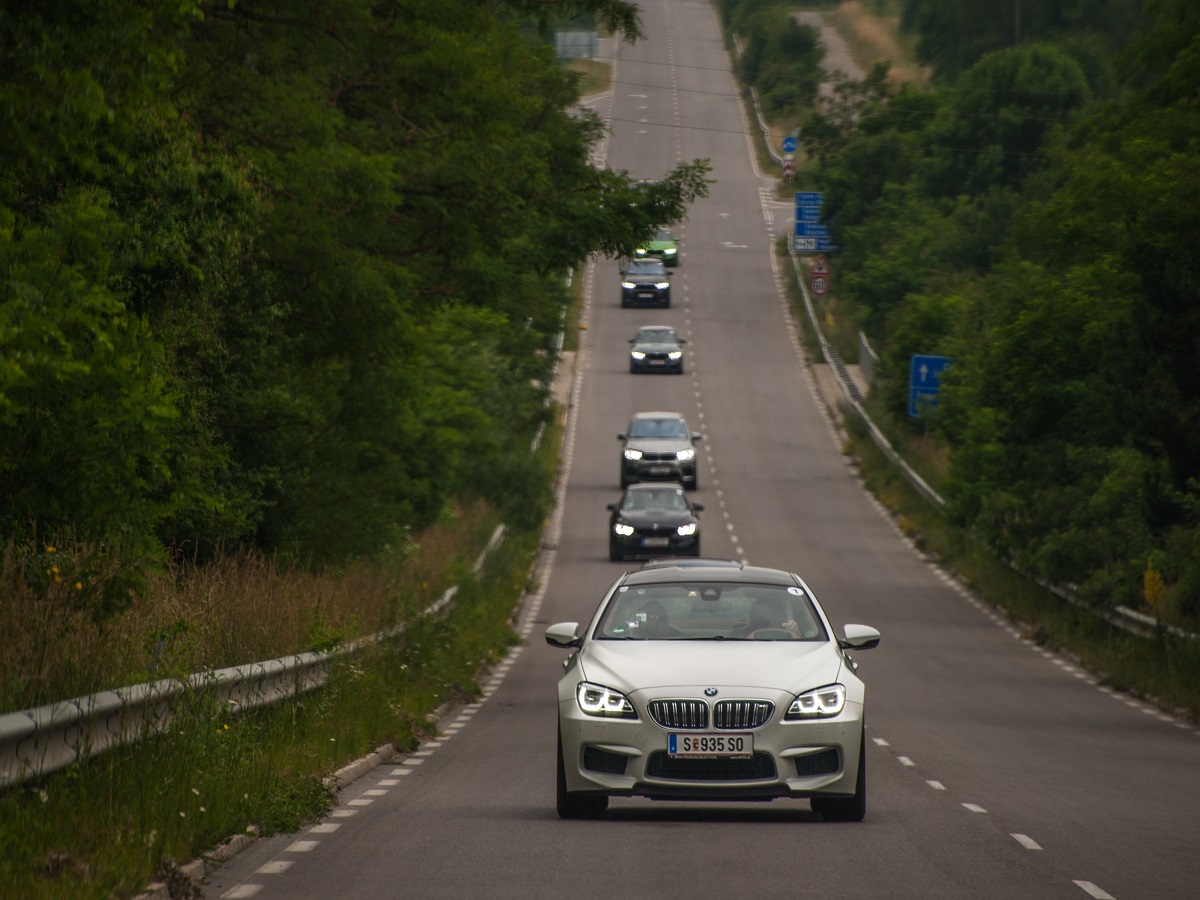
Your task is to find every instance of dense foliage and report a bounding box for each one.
[802,0,1200,620]
[0,0,709,616]
[717,0,826,120]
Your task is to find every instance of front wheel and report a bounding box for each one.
[557,729,608,819]
[811,733,866,822]
[609,538,623,562]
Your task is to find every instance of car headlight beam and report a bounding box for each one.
[676,448,695,462]
[577,682,637,719]
[613,523,635,536]
[624,448,643,460]
[655,281,670,289]
[785,684,847,719]
[676,522,697,536]
[630,350,646,360]
[621,281,636,290]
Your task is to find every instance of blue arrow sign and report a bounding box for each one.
[908,355,951,418]
[782,136,798,154]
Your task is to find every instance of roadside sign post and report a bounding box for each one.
[908,355,951,418]
[793,192,838,254]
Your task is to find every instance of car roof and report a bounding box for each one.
[624,481,686,493]
[620,562,800,587]
[636,325,675,332]
[631,410,685,420]
[639,557,741,570]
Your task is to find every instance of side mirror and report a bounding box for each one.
[607,503,618,511]
[691,503,705,513]
[839,624,881,651]
[617,433,627,440]
[692,433,704,442]
[545,622,582,649]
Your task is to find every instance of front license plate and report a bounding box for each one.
[669,733,753,758]
[649,359,666,366]
[647,466,671,476]
[642,536,669,548]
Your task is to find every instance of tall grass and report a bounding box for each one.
[0,501,496,714]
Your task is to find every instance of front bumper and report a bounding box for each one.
[612,531,699,560]
[621,286,671,307]
[622,458,696,486]
[558,694,864,801]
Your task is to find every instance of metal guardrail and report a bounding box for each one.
[0,524,508,789]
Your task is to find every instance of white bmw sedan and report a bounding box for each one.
[545,561,880,820]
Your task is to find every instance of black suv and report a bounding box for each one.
[618,411,702,489]
[619,258,671,308]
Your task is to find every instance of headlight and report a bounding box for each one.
[613,523,635,536]
[676,448,695,462]
[668,351,682,361]
[621,281,636,290]
[630,351,646,360]
[785,684,846,719]
[624,448,643,460]
[634,248,647,256]
[676,522,697,536]
[655,281,670,289]
[577,682,637,719]
[662,247,677,255]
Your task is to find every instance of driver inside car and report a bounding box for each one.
[744,596,802,638]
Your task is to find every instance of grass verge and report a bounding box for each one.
[0,417,562,898]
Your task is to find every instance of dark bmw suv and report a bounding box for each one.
[618,411,702,490]
[620,258,671,308]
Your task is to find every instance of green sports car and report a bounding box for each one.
[634,228,679,267]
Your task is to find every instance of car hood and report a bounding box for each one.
[625,272,666,283]
[626,438,690,452]
[578,639,844,694]
[614,509,696,527]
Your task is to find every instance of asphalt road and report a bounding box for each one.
[204,2,1200,898]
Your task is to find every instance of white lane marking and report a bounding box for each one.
[1012,834,1042,850]
[927,780,945,790]
[256,861,294,874]
[391,768,413,776]
[348,798,374,807]
[1073,882,1116,899]
[331,809,357,818]
[962,803,987,813]
[897,756,915,767]
[310,823,340,833]
[403,758,425,766]
[377,779,399,786]
[872,737,890,747]
[364,789,388,796]
[222,887,263,898]
[286,840,319,852]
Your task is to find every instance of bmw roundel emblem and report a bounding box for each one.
[704,688,718,697]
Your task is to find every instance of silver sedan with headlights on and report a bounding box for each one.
[545,561,880,820]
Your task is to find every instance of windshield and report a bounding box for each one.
[628,417,688,439]
[653,229,674,241]
[627,259,665,275]
[636,329,676,343]
[595,582,828,642]
[622,487,689,512]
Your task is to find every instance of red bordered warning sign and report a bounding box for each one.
[811,254,830,275]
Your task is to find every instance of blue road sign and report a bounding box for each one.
[908,355,951,418]
[782,135,798,154]
[795,191,822,206]
[794,222,831,237]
